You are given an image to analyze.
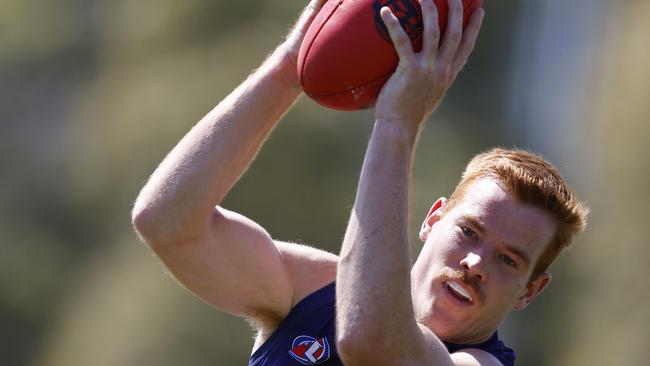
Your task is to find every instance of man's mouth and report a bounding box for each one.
[446,281,474,304]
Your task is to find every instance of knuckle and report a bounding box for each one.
[422,0,435,10]
[401,57,417,70]
[393,35,410,49]
[412,63,425,75]
[425,63,436,74]
[434,67,452,83]
[449,30,462,44]
[428,21,441,36]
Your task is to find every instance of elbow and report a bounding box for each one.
[337,336,418,366]
[131,200,174,247]
[336,335,363,366]
[337,319,421,366]
[131,198,213,248]
[131,202,160,244]
[336,327,387,366]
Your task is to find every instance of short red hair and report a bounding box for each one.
[446,148,589,280]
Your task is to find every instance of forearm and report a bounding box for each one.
[336,120,421,346]
[133,50,300,243]
[335,2,485,364]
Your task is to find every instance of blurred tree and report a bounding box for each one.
[501,0,608,364]
[11,0,648,365]
[555,1,650,364]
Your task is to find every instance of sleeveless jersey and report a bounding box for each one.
[249,282,516,366]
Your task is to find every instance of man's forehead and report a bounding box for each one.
[452,178,511,211]
[449,178,555,256]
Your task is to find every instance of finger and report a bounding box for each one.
[380,7,416,64]
[420,0,441,59]
[437,0,463,64]
[289,0,327,40]
[451,8,484,75]
[308,0,327,12]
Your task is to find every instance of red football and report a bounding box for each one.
[298,0,483,111]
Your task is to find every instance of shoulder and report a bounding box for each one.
[450,348,504,366]
[252,243,337,353]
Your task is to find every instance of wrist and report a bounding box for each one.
[374,104,429,131]
[375,118,422,140]
[374,118,422,144]
[264,43,302,92]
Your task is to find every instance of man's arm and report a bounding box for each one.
[336,1,487,365]
[131,0,336,324]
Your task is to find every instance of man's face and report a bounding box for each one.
[411,178,555,344]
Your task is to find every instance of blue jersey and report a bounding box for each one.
[249,282,515,366]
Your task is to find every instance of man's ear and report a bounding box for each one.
[514,272,552,310]
[419,197,447,242]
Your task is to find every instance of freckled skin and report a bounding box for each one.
[412,178,556,344]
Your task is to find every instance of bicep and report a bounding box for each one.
[151,207,293,321]
[149,206,338,324]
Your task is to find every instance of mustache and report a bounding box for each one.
[438,268,484,302]
[439,268,465,281]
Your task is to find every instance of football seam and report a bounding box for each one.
[303,0,481,100]
[308,72,392,98]
[300,0,345,90]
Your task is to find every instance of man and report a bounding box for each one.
[132,1,587,366]
[333,2,588,366]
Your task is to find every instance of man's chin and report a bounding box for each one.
[416,285,479,337]
[420,307,466,339]
[424,304,504,345]
[422,299,484,340]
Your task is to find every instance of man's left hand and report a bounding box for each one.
[374,0,484,129]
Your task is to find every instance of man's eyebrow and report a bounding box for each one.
[464,216,532,267]
[464,216,487,236]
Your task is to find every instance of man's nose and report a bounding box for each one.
[460,252,487,282]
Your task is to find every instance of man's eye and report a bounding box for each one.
[460,226,477,239]
[500,254,517,268]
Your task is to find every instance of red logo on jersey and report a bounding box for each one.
[289,335,331,365]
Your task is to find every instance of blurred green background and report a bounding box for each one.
[1,0,649,365]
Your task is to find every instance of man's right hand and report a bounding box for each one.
[275,0,328,90]
[132,0,336,333]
